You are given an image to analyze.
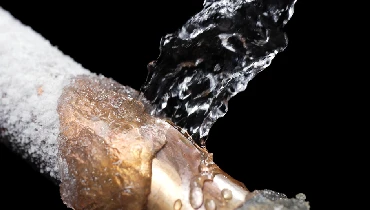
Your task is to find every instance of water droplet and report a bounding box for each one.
[190,186,204,208]
[191,176,205,188]
[205,199,217,210]
[221,189,233,200]
[295,193,306,201]
[173,199,182,210]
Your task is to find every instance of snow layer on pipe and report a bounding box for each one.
[0,7,92,179]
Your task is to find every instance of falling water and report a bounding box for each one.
[141,0,297,145]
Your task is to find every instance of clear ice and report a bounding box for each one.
[141,0,297,144]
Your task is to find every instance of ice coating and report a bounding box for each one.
[0,7,91,179]
[142,0,297,144]
[57,75,169,210]
[236,190,309,210]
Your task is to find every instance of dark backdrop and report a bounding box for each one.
[0,1,324,209]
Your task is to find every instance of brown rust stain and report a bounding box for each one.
[37,85,43,96]
[57,75,169,210]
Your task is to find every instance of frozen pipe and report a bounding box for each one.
[0,7,309,210]
[0,6,246,210]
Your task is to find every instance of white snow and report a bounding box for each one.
[0,7,92,179]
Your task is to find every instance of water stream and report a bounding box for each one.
[141,0,297,146]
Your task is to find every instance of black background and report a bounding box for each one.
[0,1,329,209]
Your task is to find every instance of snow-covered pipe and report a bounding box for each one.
[0,7,92,180]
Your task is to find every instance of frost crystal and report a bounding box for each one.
[0,7,91,179]
[236,190,309,210]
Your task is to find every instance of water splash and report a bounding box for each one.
[141,0,297,145]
